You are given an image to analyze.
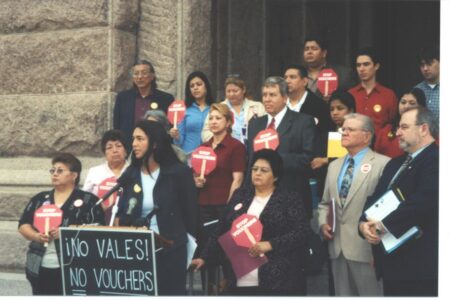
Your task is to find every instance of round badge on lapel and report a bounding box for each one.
[134,184,142,193]
[234,203,243,211]
[361,163,372,174]
[74,199,84,208]
[150,102,158,110]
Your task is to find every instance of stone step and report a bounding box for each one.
[0,221,28,271]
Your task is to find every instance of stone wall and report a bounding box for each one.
[138,0,212,98]
[0,0,139,157]
[0,0,213,271]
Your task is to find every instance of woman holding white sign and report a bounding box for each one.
[18,153,105,295]
[191,149,309,295]
[116,120,197,295]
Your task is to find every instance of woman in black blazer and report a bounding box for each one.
[191,149,309,295]
[117,120,197,295]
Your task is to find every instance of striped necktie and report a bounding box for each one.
[388,154,413,189]
[339,158,354,206]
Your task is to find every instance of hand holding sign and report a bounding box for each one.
[167,100,186,129]
[253,128,279,151]
[33,204,63,247]
[317,68,339,97]
[231,214,263,249]
[191,146,217,179]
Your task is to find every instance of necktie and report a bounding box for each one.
[388,154,413,189]
[267,117,276,130]
[339,158,354,206]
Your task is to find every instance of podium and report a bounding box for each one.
[59,226,166,296]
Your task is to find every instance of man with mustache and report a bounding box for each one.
[359,107,438,296]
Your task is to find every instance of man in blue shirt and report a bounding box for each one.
[415,45,439,123]
[317,113,389,296]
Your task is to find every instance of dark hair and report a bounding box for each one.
[133,59,157,90]
[284,64,308,78]
[401,88,427,108]
[418,44,440,64]
[251,149,283,185]
[406,106,439,139]
[51,153,82,186]
[101,129,127,154]
[356,46,380,65]
[184,71,214,107]
[328,89,356,112]
[303,36,328,51]
[131,120,180,171]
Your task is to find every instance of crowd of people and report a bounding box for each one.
[18,36,439,296]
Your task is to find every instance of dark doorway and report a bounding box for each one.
[211,0,439,99]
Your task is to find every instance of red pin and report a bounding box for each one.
[253,128,279,151]
[317,68,339,97]
[33,204,63,247]
[167,100,186,129]
[191,146,217,179]
[231,214,263,248]
[97,176,118,208]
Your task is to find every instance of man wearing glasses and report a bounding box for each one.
[359,107,438,296]
[113,60,174,152]
[317,113,389,296]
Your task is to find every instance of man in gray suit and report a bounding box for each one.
[246,76,316,218]
[317,113,389,296]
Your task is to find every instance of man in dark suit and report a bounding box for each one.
[113,60,174,152]
[359,107,438,296]
[246,76,316,217]
[284,64,334,134]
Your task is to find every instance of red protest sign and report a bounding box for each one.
[231,214,263,248]
[167,100,186,129]
[253,128,279,151]
[191,146,217,178]
[97,176,118,208]
[34,204,63,235]
[317,68,339,97]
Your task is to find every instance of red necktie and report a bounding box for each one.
[267,118,276,130]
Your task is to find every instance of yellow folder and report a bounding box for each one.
[327,132,348,158]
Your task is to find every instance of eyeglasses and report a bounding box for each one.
[251,166,271,173]
[49,168,70,175]
[132,71,152,77]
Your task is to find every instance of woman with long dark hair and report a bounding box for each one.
[116,120,197,295]
[170,71,214,154]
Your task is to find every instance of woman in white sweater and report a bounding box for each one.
[202,77,265,144]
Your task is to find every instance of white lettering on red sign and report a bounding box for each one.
[192,154,216,161]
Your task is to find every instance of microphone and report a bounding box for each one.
[95,166,134,206]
